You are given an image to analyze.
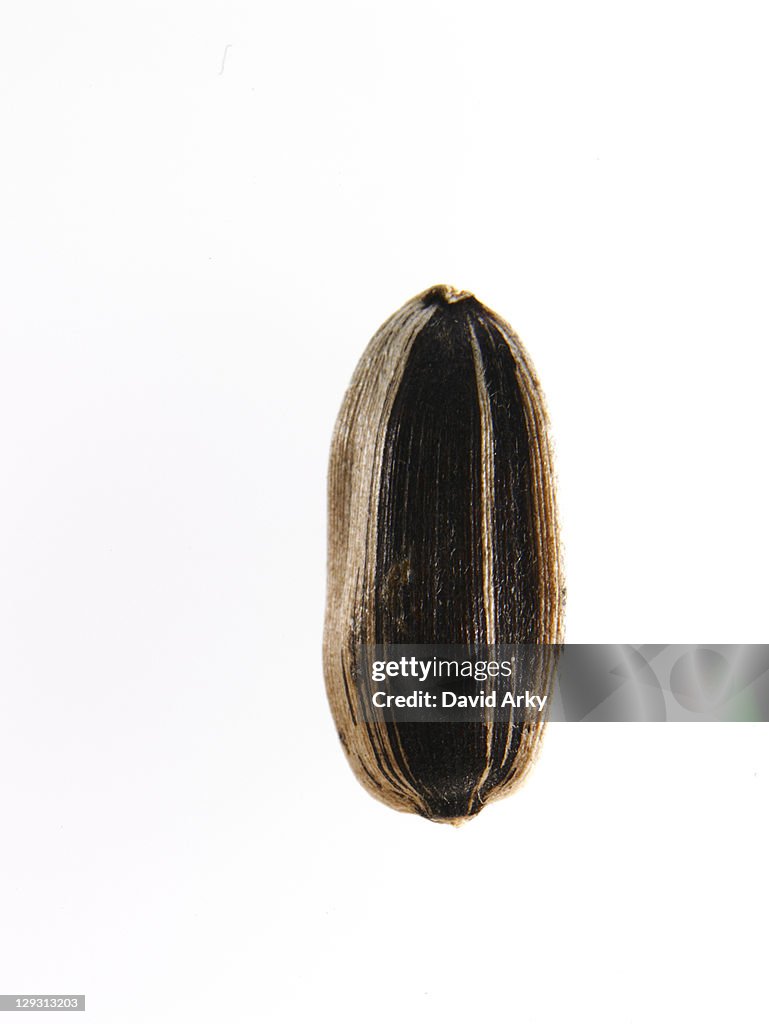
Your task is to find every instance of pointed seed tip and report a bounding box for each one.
[422,284,475,306]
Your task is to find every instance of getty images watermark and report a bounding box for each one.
[354,645,769,723]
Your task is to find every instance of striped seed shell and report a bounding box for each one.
[323,285,564,823]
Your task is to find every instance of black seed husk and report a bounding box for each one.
[323,285,564,823]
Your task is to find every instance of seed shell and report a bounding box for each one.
[323,285,564,822]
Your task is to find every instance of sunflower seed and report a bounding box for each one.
[323,285,564,823]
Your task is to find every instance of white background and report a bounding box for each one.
[1,2,768,1021]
